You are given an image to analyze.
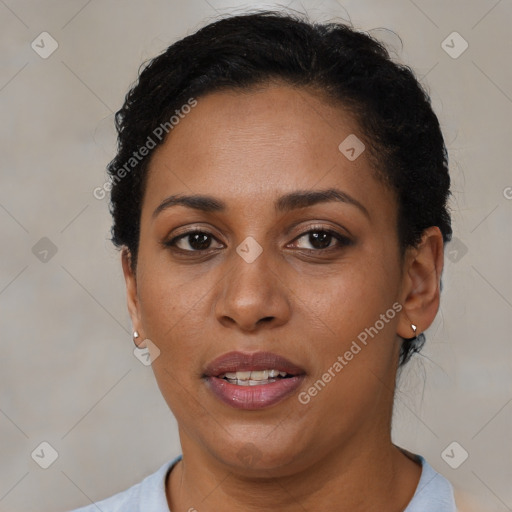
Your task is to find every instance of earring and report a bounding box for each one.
[411,324,417,335]
[133,331,139,339]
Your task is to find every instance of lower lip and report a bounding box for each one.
[206,375,305,410]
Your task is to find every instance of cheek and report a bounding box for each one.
[136,271,208,416]
[296,268,400,421]
[136,260,209,369]
[302,258,399,335]
[295,254,401,388]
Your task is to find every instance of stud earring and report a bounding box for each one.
[133,331,139,339]
[411,324,417,335]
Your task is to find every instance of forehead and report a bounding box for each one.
[142,84,394,221]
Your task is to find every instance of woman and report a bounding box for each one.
[71,10,458,511]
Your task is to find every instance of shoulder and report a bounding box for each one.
[453,486,488,512]
[67,456,182,512]
[404,455,457,512]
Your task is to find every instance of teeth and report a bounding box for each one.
[227,379,278,386]
[250,370,268,381]
[219,369,290,384]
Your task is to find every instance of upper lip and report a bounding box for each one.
[203,351,306,377]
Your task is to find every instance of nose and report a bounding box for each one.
[215,247,291,332]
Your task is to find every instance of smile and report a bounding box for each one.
[204,351,306,409]
[219,369,291,386]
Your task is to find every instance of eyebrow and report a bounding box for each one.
[152,188,370,219]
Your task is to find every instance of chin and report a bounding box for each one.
[205,433,310,477]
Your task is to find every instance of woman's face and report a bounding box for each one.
[124,84,418,475]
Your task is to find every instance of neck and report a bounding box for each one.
[166,430,422,511]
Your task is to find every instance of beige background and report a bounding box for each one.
[1,1,511,511]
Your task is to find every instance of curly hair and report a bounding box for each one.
[107,10,452,366]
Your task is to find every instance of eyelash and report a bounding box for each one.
[164,226,353,254]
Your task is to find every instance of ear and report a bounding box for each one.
[397,226,445,339]
[121,247,146,349]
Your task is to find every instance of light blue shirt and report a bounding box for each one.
[69,453,457,511]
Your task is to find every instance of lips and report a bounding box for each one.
[203,351,306,410]
[204,351,306,377]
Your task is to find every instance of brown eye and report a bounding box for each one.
[165,230,222,252]
[292,228,353,251]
